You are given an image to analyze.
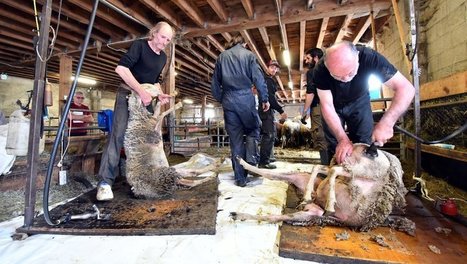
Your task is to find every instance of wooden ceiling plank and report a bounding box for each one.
[352,14,374,44]
[206,0,229,23]
[192,40,218,60]
[240,0,255,19]
[137,0,182,29]
[206,35,225,52]
[103,0,153,28]
[175,49,214,72]
[220,32,232,42]
[334,14,354,43]
[68,0,141,36]
[178,46,216,68]
[170,0,205,28]
[316,17,329,48]
[299,20,306,101]
[184,0,390,37]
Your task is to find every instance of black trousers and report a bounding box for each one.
[322,94,373,158]
[259,111,275,165]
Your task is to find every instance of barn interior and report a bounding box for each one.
[0,0,466,263]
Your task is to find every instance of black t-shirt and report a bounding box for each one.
[312,46,397,105]
[306,68,320,108]
[118,39,167,84]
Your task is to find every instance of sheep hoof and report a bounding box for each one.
[323,210,336,217]
[296,200,312,210]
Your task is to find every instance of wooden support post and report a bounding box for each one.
[59,55,73,114]
[201,95,207,124]
[391,0,412,73]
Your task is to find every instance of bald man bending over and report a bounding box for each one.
[313,41,414,164]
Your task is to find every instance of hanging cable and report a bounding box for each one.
[395,122,467,144]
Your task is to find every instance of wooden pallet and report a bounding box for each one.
[279,194,467,263]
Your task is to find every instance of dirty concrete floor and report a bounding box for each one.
[1,148,466,223]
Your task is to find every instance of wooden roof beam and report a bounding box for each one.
[240,0,255,19]
[316,17,329,48]
[206,0,229,23]
[352,10,381,44]
[138,0,182,29]
[206,35,225,52]
[258,27,276,61]
[170,0,206,28]
[68,0,141,36]
[334,14,354,43]
[184,0,391,37]
[299,20,306,102]
[220,32,232,43]
[192,39,218,60]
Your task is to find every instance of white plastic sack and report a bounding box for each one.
[0,124,15,175]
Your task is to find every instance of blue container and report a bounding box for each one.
[97,109,113,132]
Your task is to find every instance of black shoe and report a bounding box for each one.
[258,163,277,169]
[234,180,247,187]
[269,157,277,163]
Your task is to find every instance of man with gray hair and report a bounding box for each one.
[97,21,174,201]
[313,41,415,164]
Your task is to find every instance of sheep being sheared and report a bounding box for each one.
[232,143,415,235]
[124,84,223,198]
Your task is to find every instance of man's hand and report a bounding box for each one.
[139,89,153,106]
[372,122,394,146]
[262,102,270,112]
[335,139,353,164]
[158,93,172,105]
[280,112,288,120]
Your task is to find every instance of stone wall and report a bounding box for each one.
[377,0,467,84]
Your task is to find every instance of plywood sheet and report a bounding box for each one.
[279,194,467,263]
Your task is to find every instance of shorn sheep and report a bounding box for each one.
[124,84,223,198]
[232,143,415,235]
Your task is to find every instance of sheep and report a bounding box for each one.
[124,84,223,198]
[232,143,415,235]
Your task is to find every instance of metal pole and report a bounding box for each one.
[408,0,422,178]
[42,0,100,226]
[23,0,53,228]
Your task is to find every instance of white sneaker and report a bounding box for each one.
[96,182,114,201]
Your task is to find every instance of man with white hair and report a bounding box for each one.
[97,21,173,201]
[313,41,415,164]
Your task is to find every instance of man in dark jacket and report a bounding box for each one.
[258,60,287,169]
[211,34,270,187]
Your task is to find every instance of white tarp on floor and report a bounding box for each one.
[0,159,318,264]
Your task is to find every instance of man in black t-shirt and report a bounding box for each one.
[302,48,329,164]
[97,22,173,201]
[313,41,415,164]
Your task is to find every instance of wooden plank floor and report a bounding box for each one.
[17,178,218,236]
[279,193,467,263]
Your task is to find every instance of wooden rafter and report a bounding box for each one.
[184,0,391,37]
[206,35,225,52]
[220,32,232,42]
[240,0,255,19]
[299,20,306,102]
[334,14,354,43]
[206,0,229,23]
[316,17,329,48]
[170,0,205,28]
[138,0,182,29]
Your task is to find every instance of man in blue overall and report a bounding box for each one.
[211,34,270,187]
